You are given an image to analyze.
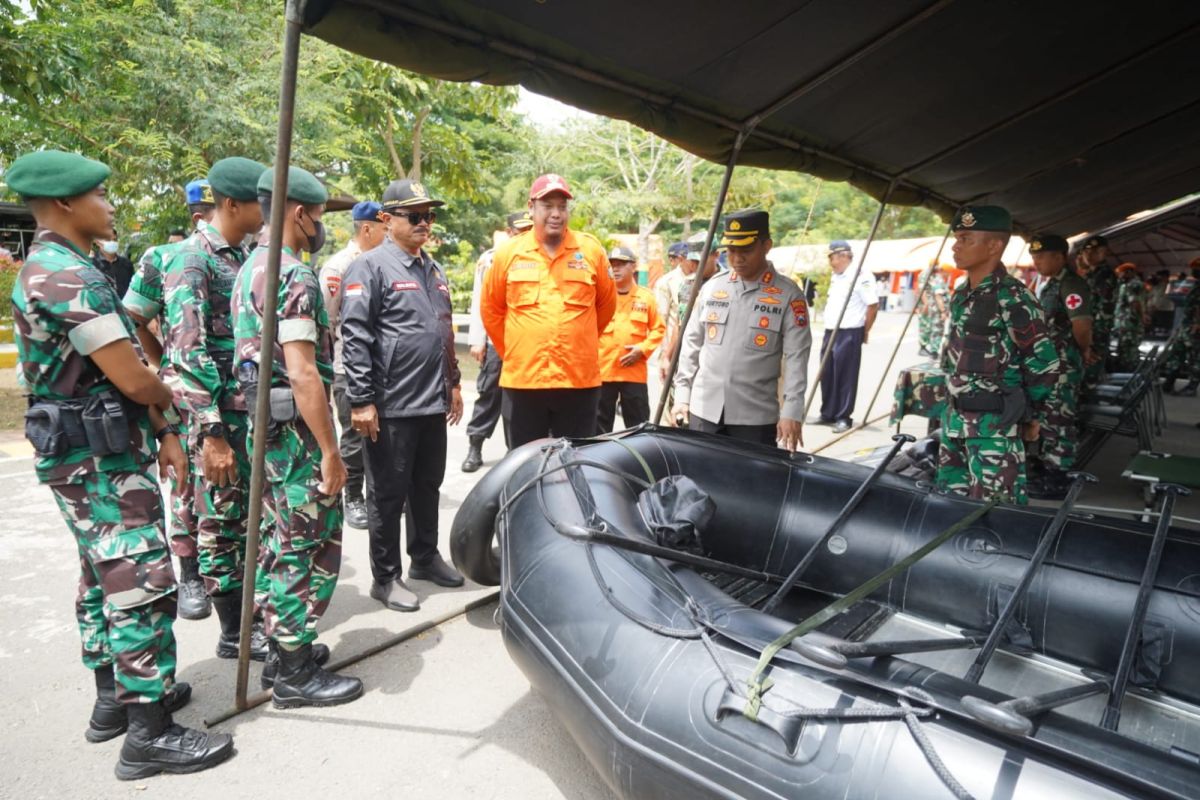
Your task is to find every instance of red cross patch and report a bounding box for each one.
[1065,293,1083,310]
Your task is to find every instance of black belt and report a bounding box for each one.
[954,391,1005,413]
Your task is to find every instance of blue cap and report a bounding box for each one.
[668,242,688,258]
[185,179,214,205]
[351,201,383,221]
[829,240,853,255]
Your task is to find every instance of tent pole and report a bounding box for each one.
[859,220,955,423]
[653,130,747,424]
[234,0,304,710]
[800,183,895,423]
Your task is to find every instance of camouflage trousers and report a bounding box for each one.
[918,311,945,354]
[1039,358,1082,472]
[51,468,178,703]
[191,409,270,603]
[261,419,343,648]
[168,408,198,558]
[936,433,1028,505]
[1112,324,1143,372]
[1164,332,1198,381]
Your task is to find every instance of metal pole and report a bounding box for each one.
[800,183,895,422]
[860,220,955,422]
[653,130,748,423]
[234,0,304,710]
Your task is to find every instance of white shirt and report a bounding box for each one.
[467,248,493,348]
[822,267,878,329]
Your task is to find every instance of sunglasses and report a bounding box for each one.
[389,210,436,225]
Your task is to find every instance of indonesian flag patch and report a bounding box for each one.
[344,282,364,297]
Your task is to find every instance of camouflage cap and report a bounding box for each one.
[208,157,267,201]
[257,165,328,205]
[1028,233,1068,253]
[952,205,1012,233]
[6,150,111,199]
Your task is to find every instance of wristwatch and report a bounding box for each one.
[199,422,226,442]
[153,424,179,442]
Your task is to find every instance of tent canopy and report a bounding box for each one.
[302,0,1200,236]
[1088,195,1200,271]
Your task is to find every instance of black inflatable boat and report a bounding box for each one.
[451,426,1200,799]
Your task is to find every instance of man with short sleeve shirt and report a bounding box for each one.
[817,240,877,433]
[672,210,811,451]
[318,200,386,528]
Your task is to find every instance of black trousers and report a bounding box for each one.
[332,374,365,499]
[689,413,776,446]
[596,381,650,433]
[505,387,600,449]
[466,343,507,444]
[363,414,446,583]
[819,326,865,423]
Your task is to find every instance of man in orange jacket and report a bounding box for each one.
[597,245,665,433]
[481,174,617,447]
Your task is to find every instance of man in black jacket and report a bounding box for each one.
[341,179,465,612]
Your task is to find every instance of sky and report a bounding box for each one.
[515,87,594,128]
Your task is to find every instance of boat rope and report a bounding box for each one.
[743,497,999,721]
[700,629,971,799]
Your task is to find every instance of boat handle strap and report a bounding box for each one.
[742,498,999,721]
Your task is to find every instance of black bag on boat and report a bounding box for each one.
[636,475,715,555]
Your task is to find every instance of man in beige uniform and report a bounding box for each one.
[672,210,811,450]
[318,200,386,529]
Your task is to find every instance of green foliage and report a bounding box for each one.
[0,252,18,324]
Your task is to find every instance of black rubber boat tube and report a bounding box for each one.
[1101,482,1190,730]
[762,432,915,614]
[964,471,1097,683]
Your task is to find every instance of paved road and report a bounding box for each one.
[2,310,935,797]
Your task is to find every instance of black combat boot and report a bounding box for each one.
[87,665,192,743]
[271,643,363,709]
[461,435,484,473]
[260,639,332,690]
[211,590,268,661]
[176,556,211,620]
[114,699,234,780]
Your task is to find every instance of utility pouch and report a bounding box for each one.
[24,404,68,457]
[269,387,298,425]
[81,392,132,456]
[997,386,1028,430]
[955,391,1005,413]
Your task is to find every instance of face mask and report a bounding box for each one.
[101,240,119,254]
[302,209,326,254]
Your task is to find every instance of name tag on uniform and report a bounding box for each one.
[392,281,419,292]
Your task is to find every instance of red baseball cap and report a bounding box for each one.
[529,173,573,200]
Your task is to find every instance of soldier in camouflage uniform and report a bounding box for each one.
[122,178,215,620]
[936,206,1061,506]
[1075,234,1117,382]
[232,165,361,707]
[1163,263,1200,394]
[1111,263,1147,372]
[8,150,232,779]
[917,265,949,357]
[1028,234,1093,499]
[161,157,270,660]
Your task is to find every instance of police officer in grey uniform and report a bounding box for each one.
[341,179,464,613]
[672,210,812,450]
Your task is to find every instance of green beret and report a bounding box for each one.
[6,150,111,199]
[953,205,1012,233]
[207,157,267,201]
[256,166,328,205]
[1029,233,1068,254]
